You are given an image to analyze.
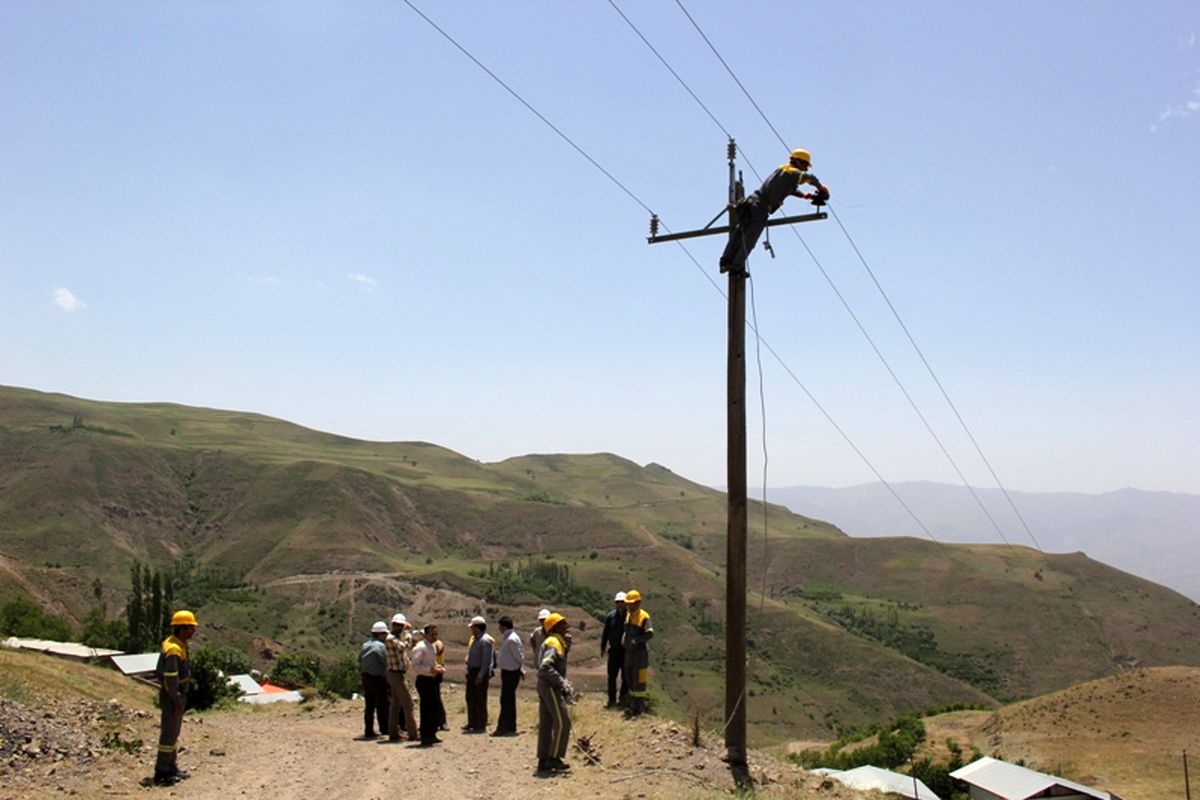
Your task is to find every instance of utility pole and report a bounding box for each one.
[648,140,826,767]
[1185,750,1191,800]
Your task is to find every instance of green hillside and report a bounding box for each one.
[2,384,1199,743]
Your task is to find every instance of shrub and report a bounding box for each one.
[318,653,360,699]
[0,597,75,641]
[269,652,321,689]
[188,645,242,711]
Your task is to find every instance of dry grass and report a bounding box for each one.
[922,666,1200,800]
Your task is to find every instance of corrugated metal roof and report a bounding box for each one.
[951,757,1109,800]
[227,674,262,695]
[832,765,941,800]
[3,637,122,659]
[110,652,160,675]
[239,689,302,705]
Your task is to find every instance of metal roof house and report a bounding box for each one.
[3,636,123,661]
[821,765,941,800]
[950,757,1116,800]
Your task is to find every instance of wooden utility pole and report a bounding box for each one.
[1185,750,1192,800]
[648,140,826,767]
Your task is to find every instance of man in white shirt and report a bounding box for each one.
[493,615,524,735]
[410,623,445,747]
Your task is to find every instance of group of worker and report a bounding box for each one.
[148,590,653,784]
[356,588,653,774]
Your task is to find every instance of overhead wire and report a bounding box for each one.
[671,0,1043,557]
[602,0,948,551]
[828,206,1046,553]
[402,0,949,550]
[402,0,955,743]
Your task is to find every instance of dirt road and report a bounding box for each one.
[3,688,848,800]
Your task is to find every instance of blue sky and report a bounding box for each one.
[2,1,1197,497]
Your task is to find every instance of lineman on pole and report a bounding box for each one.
[719,148,829,276]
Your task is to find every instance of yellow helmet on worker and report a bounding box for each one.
[170,610,198,627]
[624,589,642,604]
[542,612,567,633]
[790,148,812,167]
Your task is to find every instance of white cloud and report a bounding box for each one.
[347,272,378,292]
[1150,79,1200,132]
[52,287,86,312]
[235,271,282,285]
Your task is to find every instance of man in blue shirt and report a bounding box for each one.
[464,616,495,733]
[358,621,390,738]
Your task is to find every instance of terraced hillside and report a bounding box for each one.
[2,385,1199,742]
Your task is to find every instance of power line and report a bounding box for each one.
[829,206,1046,552]
[672,0,1042,555]
[402,0,653,217]
[607,0,731,140]
[402,0,946,550]
[673,0,789,151]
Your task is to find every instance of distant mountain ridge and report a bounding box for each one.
[760,481,1200,602]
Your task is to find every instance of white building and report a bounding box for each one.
[950,756,1116,800]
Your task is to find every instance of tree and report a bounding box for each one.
[188,645,241,711]
[269,652,321,689]
[318,653,361,699]
[0,597,75,640]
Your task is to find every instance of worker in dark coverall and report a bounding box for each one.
[719,148,829,275]
[600,591,628,707]
[536,613,574,773]
[153,610,197,786]
[622,589,654,715]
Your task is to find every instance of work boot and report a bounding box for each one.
[537,758,550,773]
[170,768,190,780]
[152,773,179,787]
[550,757,571,771]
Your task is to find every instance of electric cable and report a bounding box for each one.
[828,205,1046,553]
[673,0,788,151]
[402,0,948,549]
[672,0,1042,555]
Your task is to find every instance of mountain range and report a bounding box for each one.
[759,482,1200,603]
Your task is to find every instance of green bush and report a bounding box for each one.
[318,653,360,699]
[188,645,242,711]
[79,607,127,650]
[202,644,252,676]
[0,597,75,641]
[269,652,321,689]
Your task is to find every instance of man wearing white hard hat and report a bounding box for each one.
[529,608,551,678]
[358,621,391,738]
[600,592,629,707]
[385,613,418,742]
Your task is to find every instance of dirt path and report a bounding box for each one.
[4,689,854,800]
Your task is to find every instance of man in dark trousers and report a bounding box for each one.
[719,147,829,276]
[600,591,628,708]
[493,616,524,735]
[152,610,197,786]
[358,621,390,739]
[463,616,495,732]
[410,623,446,746]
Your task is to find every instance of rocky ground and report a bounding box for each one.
[0,684,861,800]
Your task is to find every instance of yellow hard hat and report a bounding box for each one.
[790,148,812,166]
[624,589,642,604]
[543,612,567,633]
[170,610,198,627]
